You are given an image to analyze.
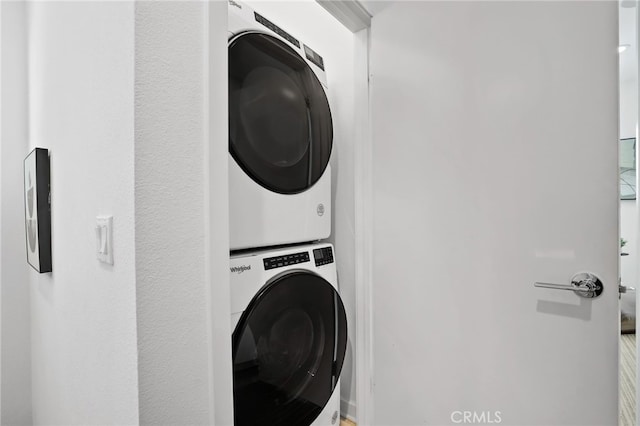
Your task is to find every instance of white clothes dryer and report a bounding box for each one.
[230,243,347,425]
[228,0,333,251]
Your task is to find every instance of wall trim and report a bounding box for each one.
[206,2,234,424]
[352,25,373,426]
[316,0,371,33]
[340,398,357,422]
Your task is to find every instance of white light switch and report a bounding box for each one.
[96,216,113,265]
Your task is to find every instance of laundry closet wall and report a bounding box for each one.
[243,1,358,419]
[135,1,232,423]
[2,1,233,424]
[0,2,31,423]
[25,2,139,423]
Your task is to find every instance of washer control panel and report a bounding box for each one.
[263,251,310,270]
[313,246,334,267]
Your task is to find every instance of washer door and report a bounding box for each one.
[229,32,333,194]
[232,271,347,426]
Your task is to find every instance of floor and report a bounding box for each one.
[620,333,636,426]
[340,418,356,426]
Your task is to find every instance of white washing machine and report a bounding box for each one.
[228,0,333,251]
[230,243,346,425]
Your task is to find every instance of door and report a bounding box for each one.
[228,32,333,194]
[368,2,619,425]
[232,271,347,425]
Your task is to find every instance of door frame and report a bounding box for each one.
[352,25,374,426]
[315,1,375,424]
[635,2,640,422]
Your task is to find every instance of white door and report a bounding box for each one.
[368,2,619,425]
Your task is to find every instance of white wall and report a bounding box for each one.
[0,2,31,423]
[135,1,232,424]
[243,1,358,419]
[18,2,232,424]
[620,77,637,141]
[27,2,139,423]
[0,2,232,424]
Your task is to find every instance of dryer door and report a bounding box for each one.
[232,271,347,426]
[229,32,333,194]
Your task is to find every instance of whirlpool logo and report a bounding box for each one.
[228,0,242,9]
[230,265,251,274]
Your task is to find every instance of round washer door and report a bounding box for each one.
[229,32,333,194]
[232,271,347,426]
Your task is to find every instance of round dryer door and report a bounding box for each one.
[228,32,333,194]
[232,271,347,426]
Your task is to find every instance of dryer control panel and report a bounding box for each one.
[263,251,310,270]
[254,12,300,48]
[313,246,334,267]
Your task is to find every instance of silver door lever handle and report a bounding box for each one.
[534,272,603,299]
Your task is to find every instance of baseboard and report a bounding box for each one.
[341,398,357,422]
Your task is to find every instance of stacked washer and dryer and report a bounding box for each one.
[227,2,347,425]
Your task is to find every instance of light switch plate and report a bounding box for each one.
[96,216,113,265]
